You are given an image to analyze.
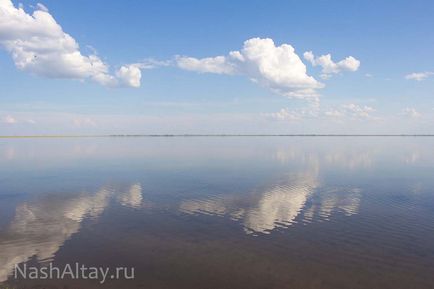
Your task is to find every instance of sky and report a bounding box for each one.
[1,0,434,135]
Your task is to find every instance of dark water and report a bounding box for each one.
[1,137,434,289]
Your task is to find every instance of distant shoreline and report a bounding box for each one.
[1,134,434,138]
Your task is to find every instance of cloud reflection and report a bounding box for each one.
[303,188,361,222]
[117,183,143,209]
[180,177,361,234]
[243,173,317,233]
[180,147,364,235]
[0,183,142,282]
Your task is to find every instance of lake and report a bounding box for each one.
[1,136,434,288]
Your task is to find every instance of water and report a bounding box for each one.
[0,137,434,288]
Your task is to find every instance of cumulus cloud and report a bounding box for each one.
[116,64,142,87]
[342,103,375,118]
[405,72,433,81]
[0,0,140,87]
[324,109,344,118]
[176,38,324,101]
[303,51,360,79]
[72,117,97,128]
[401,107,421,118]
[267,103,376,122]
[266,108,303,121]
[176,55,236,74]
[341,104,376,120]
[265,105,319,122]
[323,104,377,121]
[136,58,172,70]
[2,115,16,124]
[1,114,37,125]
[35,2,48,12]
[113,59,171,87]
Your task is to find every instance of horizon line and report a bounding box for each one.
[2,134,434,138]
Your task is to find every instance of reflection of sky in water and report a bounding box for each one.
[180,172,319,233]
[1,137,434,286]
[0,183,142,282]
[180,171,362,234]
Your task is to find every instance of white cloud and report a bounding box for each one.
[324,109,344,118]
[35,3,48,12]
[267,103,377,122]
[72,117,96,127]
[405,72,433,81]
[322,104,377,121]
[401,107,421,118]
[266,108,303,121]
[136,58,172,69]
[303,51,360,78]
[1,115,37,124]
[319,73,333,80]
[266,105,320,122]
[114,59,171,87]
[116,64,142,88]
[176,55,236,74]
[0,0,140,87]
[176,38,324,101]
[341,103,376,120]
[2,115,16,124]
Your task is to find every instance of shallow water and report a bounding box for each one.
[1,137,434,289]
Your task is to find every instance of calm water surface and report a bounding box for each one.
[0,137,434,289]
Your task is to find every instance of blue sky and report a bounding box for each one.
[1,0,434,134]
